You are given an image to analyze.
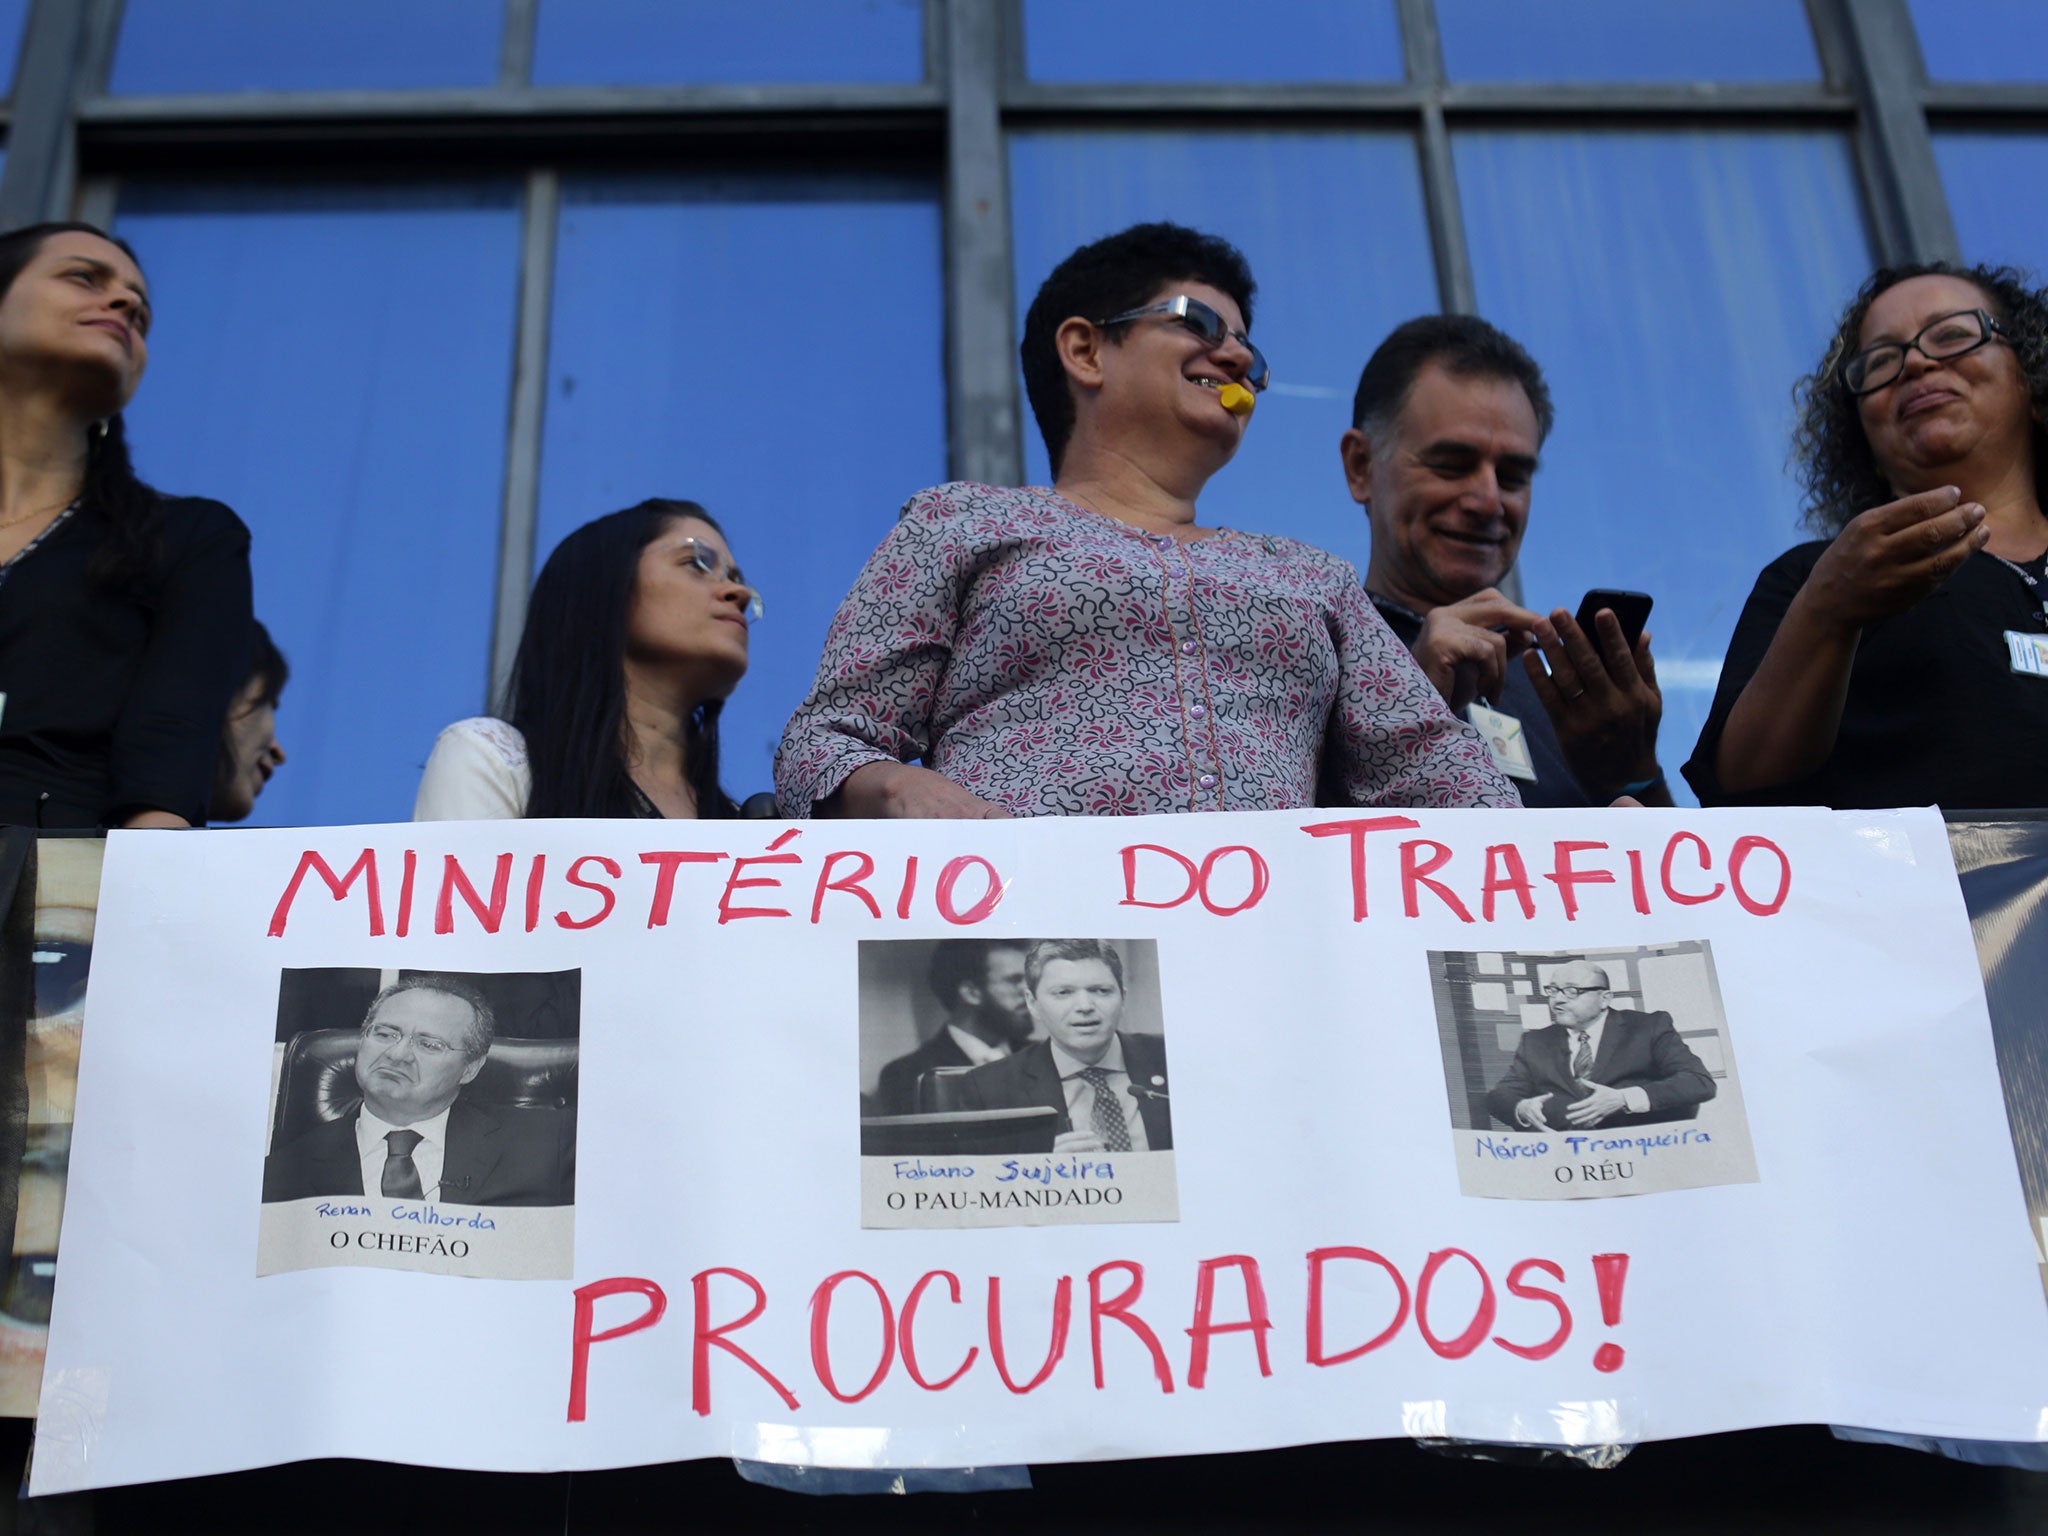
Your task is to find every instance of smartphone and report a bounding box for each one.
[1575,589,1653,652]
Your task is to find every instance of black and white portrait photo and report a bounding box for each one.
[256,967,579,1280]
[858,938,1178,1229]
[1430,942,1758,1200]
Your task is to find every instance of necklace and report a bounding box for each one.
[0,498,73,531]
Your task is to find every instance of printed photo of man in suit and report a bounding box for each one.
[940,939,1171,1153]
[1485,958,1715,1133]
[262,974,575,1207]
[873,939,1034,1116]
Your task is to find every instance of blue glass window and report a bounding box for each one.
[1022,0,1401,83]
[0,0,27,97]
[109,0,503,95]
[115,181,524,827]
[538,172,945,800]
[1911,0,2048,81]
[532,0,923,86]
[1938,133,2048,267]
[1454,131,1875,804]
[1437,0,1820,82]
[1008,129,1439,577]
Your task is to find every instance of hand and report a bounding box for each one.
[1799,486,1990,633]
[1513,1095,1553,1132]
[828,762,1012,820]
[1564,1082,1632,1127]
[1407,588,1540,714]
[1522,607,1666,803]
[1052,1129,1106,1155]
[120,810,192,830]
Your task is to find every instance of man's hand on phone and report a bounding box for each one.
[1521,607,1669,805]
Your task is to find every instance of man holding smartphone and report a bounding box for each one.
[1339,315,1671,807]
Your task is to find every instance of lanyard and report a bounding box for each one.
[1988,551,2048,624]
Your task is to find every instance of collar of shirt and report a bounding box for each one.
[356,1103,454,1200]
[945,1022,1013,1067]
[1049,1036,1127,1080]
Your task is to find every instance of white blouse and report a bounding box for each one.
[413,717,531,821]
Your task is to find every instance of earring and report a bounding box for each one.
[93,419,109,442]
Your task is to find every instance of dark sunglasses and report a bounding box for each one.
[1094,294,1270,392]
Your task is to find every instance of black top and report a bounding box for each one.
[1684,542,2048,811]
[0,497,253,828]
[1368,593,1590,809]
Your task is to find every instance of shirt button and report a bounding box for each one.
[1179,639,1197,656]
[1198,773,1218,790]
[1153,534,1174,549]
[1189,703,1207,719]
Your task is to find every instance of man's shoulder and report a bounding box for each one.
[449,1100,573,1144]
[876,1030,969,1091]
[275,1107,359,1155]
[1608,1007,1676,1032]
[902,1028,971,1066]
[1118,1031,1169,1067]
[972,1037,1054,1072]
[262,1109,362,1200]
[956,1038,1054,1088]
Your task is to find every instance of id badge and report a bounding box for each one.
[1467,702,1537,782]
[2007,630,2048,677]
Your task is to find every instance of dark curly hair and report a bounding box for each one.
[1793,261,2048,535]
[1020,222,1256,478]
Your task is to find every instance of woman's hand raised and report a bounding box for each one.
[1799,486,1989,634]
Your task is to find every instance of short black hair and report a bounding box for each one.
[926,939,1029,1008]
[245,619,289,709]
[1024,938,1125,994]
[1350,313,1554,445]
[1020,222,1257,477]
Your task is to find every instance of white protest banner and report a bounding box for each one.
[29,807,2048,1493]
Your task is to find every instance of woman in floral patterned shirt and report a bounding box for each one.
[775,222,1517,819]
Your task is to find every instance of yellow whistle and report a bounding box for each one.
[1217,382,1255,417]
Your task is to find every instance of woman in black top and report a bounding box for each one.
[0,222,251,829]
[1686,262,2048,810]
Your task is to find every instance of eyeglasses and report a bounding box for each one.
[1841,308,2010,396]
[675,536,764,623]
[366,1022,464,1058]
[1541,983,1601,1001]
[1094,294,1270,392]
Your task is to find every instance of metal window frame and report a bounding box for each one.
[0,0,2016,707]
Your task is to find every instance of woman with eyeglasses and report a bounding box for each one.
[1685,263,2048,809]
[776,222,1515,819]
[0,221,253,830]
[414,499,758,820]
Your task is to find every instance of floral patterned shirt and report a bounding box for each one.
[774,483,1519,817]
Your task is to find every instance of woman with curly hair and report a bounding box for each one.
[1684,263,2048,809]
